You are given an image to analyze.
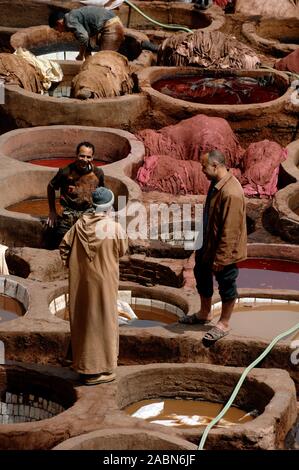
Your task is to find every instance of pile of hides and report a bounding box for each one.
[235,0,299,18]
[157,30,261,70]
[14,48,63,92]
[136,116,287,198]
[0,53,42,93]
[137,115,244,167]
[240,140,287,197]
[137,154,210,195]
[71,51,134,99]
[275,49,299,74]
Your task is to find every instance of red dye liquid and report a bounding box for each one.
[237,258,299,290]
[28,158,107,168]
[153,76,283,105]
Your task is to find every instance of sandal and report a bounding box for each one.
[202,326,229,346]
[179,313,212,325]
[82,373,116,386]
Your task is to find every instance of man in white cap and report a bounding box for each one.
[59,187,128,385]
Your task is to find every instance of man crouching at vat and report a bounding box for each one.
[49,6,124,61]
[59,187,128,386]
[46,141,104,249]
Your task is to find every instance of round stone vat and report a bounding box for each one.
[0,169,131,248]
[117,2,224,44]
[0,64,149,131]
[0,125,140,170]
[4,250,31,279]
[10,25,152,63]
[211,294,299,343]
[152,74,285,105]
[137,67,292,136]
[242,17,299,57]
[49,284,187,327]
[0,277,28,323]
[53,428,197,450]
[237,257,299,291]
[0,0,69,29]
[117,363,297,449]
[280,139,299,187]
[266,183,299,244]
[0,364,77,449]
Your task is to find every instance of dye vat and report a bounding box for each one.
[116,0,225,46]
[152,76,284,105]
[50,293,183,327]
[10,26,151,64]
[213,297,299,342]
[0,294,25,323]
[0,388,65,424]
[0,278,28,322]
[280,140,299,186]
[138,67,292,141]
[118,363,297,449]
[238,258,299,290]
[6,198,62,219]
[121,305,178,328]
[267,182,299,244]
[125,398,254,428]
[0,364,77,449]
[242,17,299,56]
[28,157,106,168]
[0,126,141,170]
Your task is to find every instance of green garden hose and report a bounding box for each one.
[124,0,193,34]
[198,321,299,450]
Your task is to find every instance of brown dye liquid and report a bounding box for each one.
[125,398,254,428]
[127,305,177,327]
[55,304,177,326]
[0,294,25,323]
[152,76,283,105]
[213,302,299,341]
[7,198,62,218]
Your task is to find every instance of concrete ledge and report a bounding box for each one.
[53,427,197,450]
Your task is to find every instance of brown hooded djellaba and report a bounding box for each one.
[60,212,128,375]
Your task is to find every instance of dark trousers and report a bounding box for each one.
[194,249,239,302]
[44,207,93,250]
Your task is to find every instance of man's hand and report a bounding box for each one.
[212,262,224,272]
[46,211,58,228]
